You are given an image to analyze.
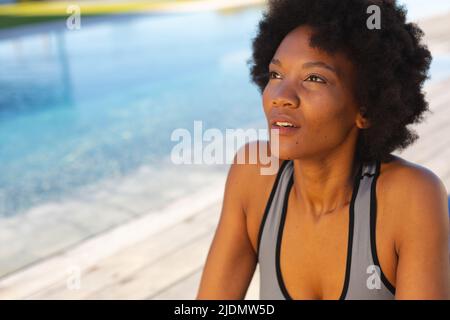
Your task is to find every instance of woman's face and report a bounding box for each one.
[263,25,367,161]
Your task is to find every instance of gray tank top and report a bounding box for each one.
[257,159,396,300]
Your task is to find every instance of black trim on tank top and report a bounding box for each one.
[275,173,295,300]
[369,159,397,296]
[362,172,376,178]
[256,159,290,261]
[275,161,364,300]
[339,161,363,300]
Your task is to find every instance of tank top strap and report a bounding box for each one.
[258,159,294,300]
[257,159,293,259]
[345,159,396,299]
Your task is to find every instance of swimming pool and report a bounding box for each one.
[0,2,449,217]
[0,8,268,216]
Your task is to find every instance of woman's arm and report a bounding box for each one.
[394,168,450,299]
[196,151,258,300]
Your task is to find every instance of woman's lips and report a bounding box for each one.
[270,124,301,136]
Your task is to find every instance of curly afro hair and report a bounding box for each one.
[247,0,432,163]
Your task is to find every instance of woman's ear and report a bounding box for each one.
[356,111,371,129]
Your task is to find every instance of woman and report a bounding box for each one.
[197,0,449,299]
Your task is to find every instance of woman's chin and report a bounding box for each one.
[273,146,302,161]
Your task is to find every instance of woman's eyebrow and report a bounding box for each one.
[302,61,338,75]
[270,58,338,76]
[270,58,283,67]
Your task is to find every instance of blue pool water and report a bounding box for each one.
[0,9,267,216]
[0,3,449,217]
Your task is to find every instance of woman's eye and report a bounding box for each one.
[268,71,281,80]
[305,75,326,83]
[268,72,326,84]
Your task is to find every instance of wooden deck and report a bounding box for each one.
[0,11,449,300]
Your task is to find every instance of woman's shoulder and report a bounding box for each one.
[227,141,286,253]
[377,154,448,237]
[378,154,447,196]
[230,140,284,176]
[228,140,285,212]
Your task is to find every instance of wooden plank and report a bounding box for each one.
[86,229,215,299]
[419,12,450,54]
[25,201,222,299]
[0,181,224,299]
[150,267,203,300]
[150,264,261,300]
[394,78,450,188]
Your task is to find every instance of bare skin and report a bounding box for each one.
[196,26,450,300]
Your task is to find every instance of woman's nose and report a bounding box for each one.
[272,98,296,108]
[271,86,299,108]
